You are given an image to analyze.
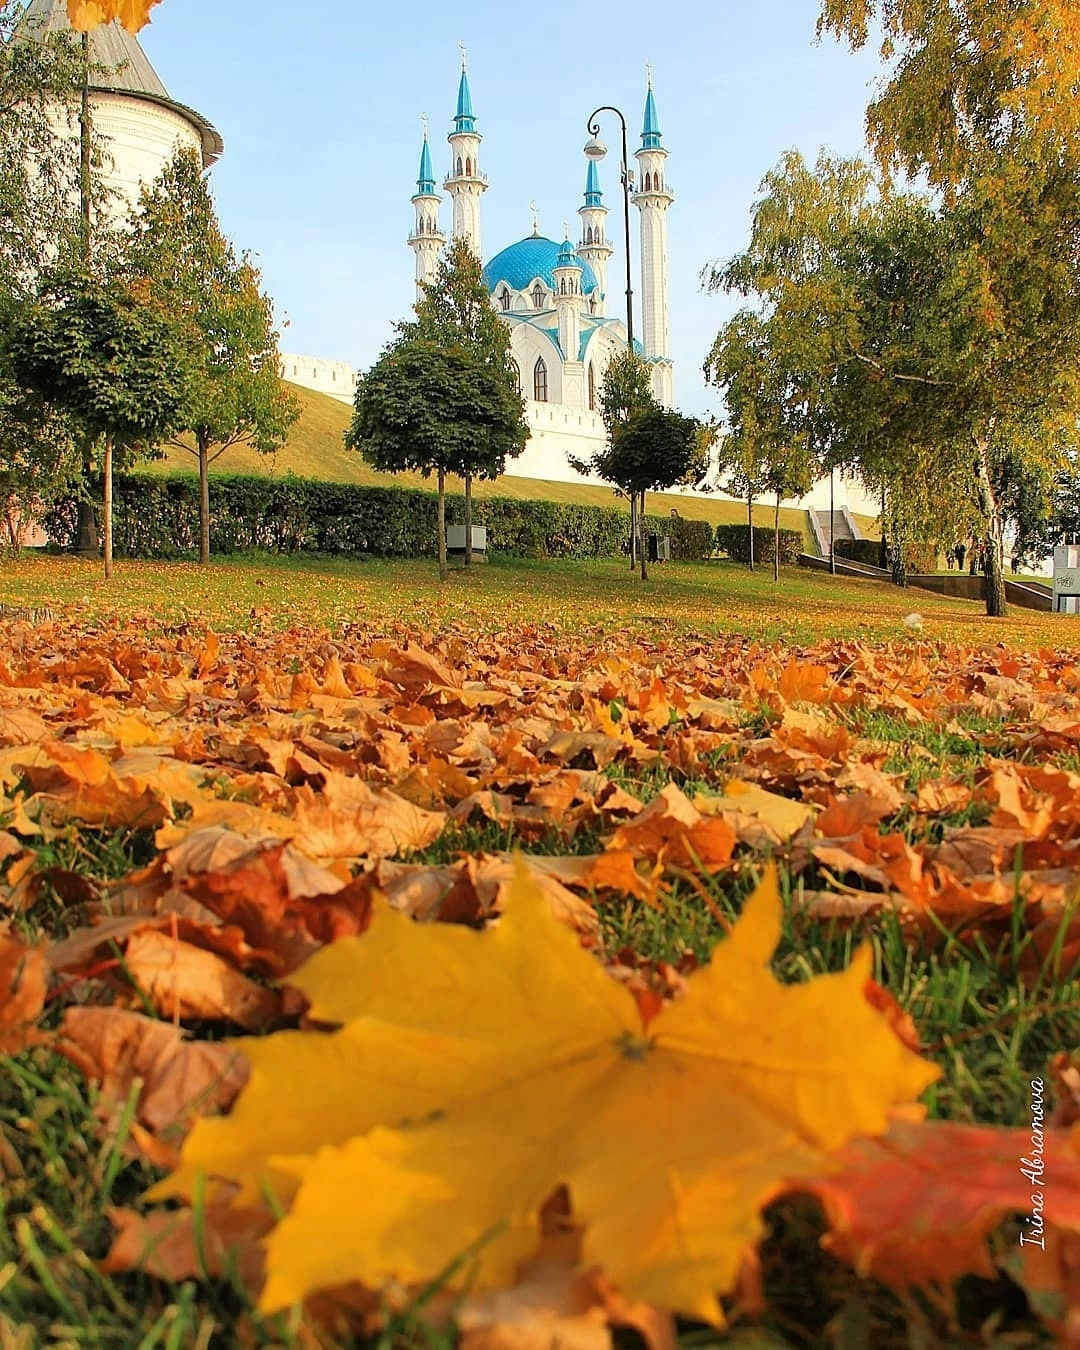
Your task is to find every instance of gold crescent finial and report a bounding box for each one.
[563,218,569,240]
[529,200,539,235]
[645,58,653,88]
[420,111,429,139]
[459,40,467,70]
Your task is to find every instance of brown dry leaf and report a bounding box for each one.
[292,775,446,860]
[696,781,812,846]
[121,929,282,1029]
[102,1200,272,1289]
[609,784,736,871]
[0,928,47,1053]
[60,1006,248,1140]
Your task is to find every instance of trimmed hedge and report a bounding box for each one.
[714,523,802,565]
[834,538,884,568]
[42,472,719,564]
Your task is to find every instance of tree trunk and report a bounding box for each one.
[747,486,754,572]
[79,33,92,263]
[437,466,447,582]
[974,436,1007,617]
[103,433,113,580]
[74,444,99,557]
[199,435,211,565]
[828,469,836,575]
[640,490,648,581]
[464,473,473,568]
[878,486,887,569]
[629,491,637,571]
[773,493,781,583]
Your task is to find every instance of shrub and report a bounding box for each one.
[714,524,802,565]
[42,473,641,563]
[642,515,715,562]
[834,538,884,568]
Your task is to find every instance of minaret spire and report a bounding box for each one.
[578,159,612,311]
[632,73,674,403]
[409,114,445,296]
[445,49,486,254]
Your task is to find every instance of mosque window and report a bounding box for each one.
[456,156,463,177]
[466,156,472,176]
[644,172,652,191]
[500,288,511,310]
[585,225,593,244]
[509,357,521,391]
[533,357,548,401]
[532,283,544,309]
[588,363,596,410]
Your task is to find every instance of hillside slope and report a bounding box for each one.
[151,382,861,542]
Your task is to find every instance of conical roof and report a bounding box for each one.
[13,0,223,165]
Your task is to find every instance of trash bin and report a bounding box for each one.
[647,533,659,562]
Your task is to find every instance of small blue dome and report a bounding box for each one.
[482,235,598,297]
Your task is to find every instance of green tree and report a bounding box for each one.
[124,148,299,563]
[6,269,190,577]
[346,338,526,581]
[819,0,1080,615]
[603,406,707,579]
[0,6,99,552]
[399,237,526,565]
[572,351,659,571]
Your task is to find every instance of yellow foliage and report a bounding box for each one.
[67,0,160,32]
[159,862,937,1322]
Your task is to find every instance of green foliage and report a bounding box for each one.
[348,339,527,483]
[715,524,802,565]
[41,473,636,561]
[6,270,190,456]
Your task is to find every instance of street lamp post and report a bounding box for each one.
[584,106,637,566]
[584,106,634,350]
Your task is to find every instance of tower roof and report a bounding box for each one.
[453,66,476,134]
[555,235,582,271]
[641,82,662,149]
[583,159,602,208]
[416,135,436,195]
[13,0,223,167]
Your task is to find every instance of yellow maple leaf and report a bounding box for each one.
[67,0,161,33]
[157,863,938,1323]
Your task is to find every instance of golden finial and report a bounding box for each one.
[530,200,539,235]
[645,58,653,88]
[420,111,429,139]
[459,40,467,70]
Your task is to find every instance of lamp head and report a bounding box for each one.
[584,135,607,161]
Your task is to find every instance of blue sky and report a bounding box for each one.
[138,0,884,418]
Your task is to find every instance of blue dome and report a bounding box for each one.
[482,235,598,297]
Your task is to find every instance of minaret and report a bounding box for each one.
[577,160,612,313]
[444,49,487,255]
[553,233,586,407]
[631,70,675,404]
[409,122,446,295]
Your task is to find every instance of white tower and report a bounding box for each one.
[444,52,487,255]
[409,122,446,295]
[577,160,612,312]
[553,234,586,408]
[632,73,675,405]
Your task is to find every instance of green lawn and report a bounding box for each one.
[0,551,1070,648]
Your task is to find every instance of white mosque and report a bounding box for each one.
[400,60,673,480]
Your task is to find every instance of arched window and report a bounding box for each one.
[559,277,566,294]
[588,294,597,314]
[456,156,463,177]
[585,225,593,244]
[509,357,521,392]
[644,172,652,191]
[465,156,472,176]
[587,362,596,410]
[533,357,548,402]
[500,287,511,311]
[532,283,544,309]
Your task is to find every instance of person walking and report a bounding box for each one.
[955,541,966,572]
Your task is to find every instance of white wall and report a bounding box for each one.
[279,354,357,406]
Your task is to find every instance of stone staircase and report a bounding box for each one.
[808,507,859,557]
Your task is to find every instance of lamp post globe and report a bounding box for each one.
[583,135,607,161]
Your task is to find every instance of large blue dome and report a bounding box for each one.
[482,235,599,297]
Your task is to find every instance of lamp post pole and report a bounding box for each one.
[584,106,633,350]
[584,106,637,566]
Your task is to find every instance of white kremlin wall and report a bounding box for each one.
[280,354,357,406]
